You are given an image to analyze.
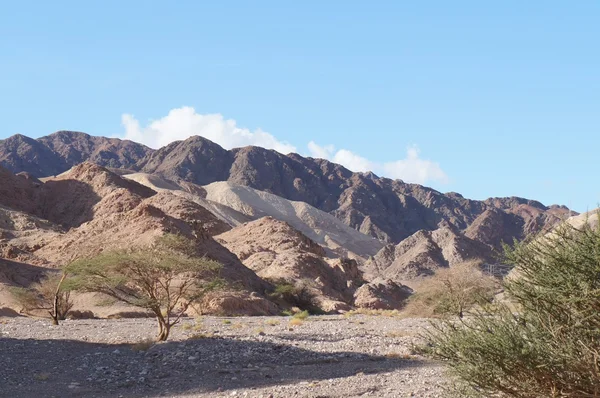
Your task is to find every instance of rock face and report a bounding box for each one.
[353,279,413,310]
[216,217,364,312]
[0,131,152,177]
[364,223,494,283]
[203,182,384,260]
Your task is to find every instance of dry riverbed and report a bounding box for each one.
[0,315,450,397]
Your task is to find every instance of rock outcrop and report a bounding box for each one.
[216,217,364,312]
[365,223,494,283]
[353,279,413,310]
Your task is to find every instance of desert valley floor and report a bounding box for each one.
[0,315,448,398]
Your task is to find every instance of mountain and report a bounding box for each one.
[0,130,582,315]
[0,131,152,177]
[121,172,383,260]
[202,181,384,260]
[1,131,573,250]
[364,222,495,284]
[137,135,573,246]
[216,217,363,311]
[0,163,278,316]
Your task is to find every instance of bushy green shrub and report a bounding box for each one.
[421,220,600,397]
[268,280,321,313]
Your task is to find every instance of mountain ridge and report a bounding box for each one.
[0,132,575,248]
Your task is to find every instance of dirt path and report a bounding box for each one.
[0,315,450,397]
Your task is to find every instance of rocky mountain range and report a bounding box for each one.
[0,131,573,245]
[0,130,577,316]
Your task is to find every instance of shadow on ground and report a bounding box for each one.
[0,334,426,397]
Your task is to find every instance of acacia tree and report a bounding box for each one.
[422,220,600,397]
[404,260,498,318]
[10,271,73,325]
[67,234,222,341]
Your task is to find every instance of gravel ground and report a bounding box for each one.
[0,315,451,398]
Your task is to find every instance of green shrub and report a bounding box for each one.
[292,310,310,320]
[421,220,600,397]
[268,280,321,313]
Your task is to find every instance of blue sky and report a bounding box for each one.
[1,1,598,212]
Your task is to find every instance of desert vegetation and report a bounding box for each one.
[422,220,600,397]
[403,260,499,318]
[268,280,322,314]
[10,271,73,325]
[66,234,223,341]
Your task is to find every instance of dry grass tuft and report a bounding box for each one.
[131,338,155,352]
[386,330,416,338]
[33,372,50,381]
[292,310,309,320]
[346,308,400,317]
[289,318,304,326]
[385,352,414,360]
[188,332,213,340]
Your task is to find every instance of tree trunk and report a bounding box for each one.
[156,314,170,341]
[50,290,60,325]
[50,272,68,325]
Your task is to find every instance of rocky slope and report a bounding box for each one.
[216,217,366,312]
[203,182,384,260]
[364,222,494,285]
[121,173,382,260]
[0,163,277,316]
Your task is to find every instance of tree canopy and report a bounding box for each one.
[67,234,223,341]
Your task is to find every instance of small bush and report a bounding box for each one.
[67,310,96,320]
[181,323,193,331]
[268,280,321,313]
[33,372,50,381]
[292,310,309,320]
[10,271,73,324]
[131,338,154,352]
[188,332,213,340]
[289,318,304,326]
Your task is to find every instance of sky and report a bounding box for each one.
[1,1,598,212]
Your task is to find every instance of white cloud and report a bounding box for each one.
[120,107,448,186]
[382,146,449,184]
[121,106,297,153]
[308,142,448,185]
